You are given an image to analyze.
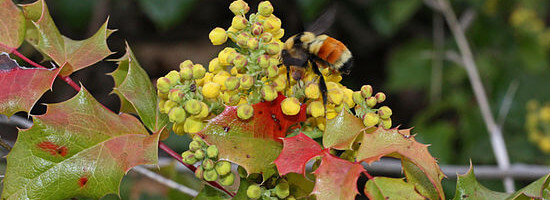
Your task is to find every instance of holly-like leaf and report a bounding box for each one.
[402,159,440,200]
[364,177,425,200]
[20,0,114,76]
[2,87,160,199]
[452,165,508,200]
[507,173,550,200]
[356,128,445,199]
[0,53,59,116]
[323,107,364,150]
[200,94,306,175]
[110,44,168,132]
[274,133,323,176]
[0,0,26,52]
[311,151,365,200]
[286,173,315,199]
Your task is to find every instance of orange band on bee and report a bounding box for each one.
[318,37,345,64]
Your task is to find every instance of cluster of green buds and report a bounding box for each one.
[181,136,236,186]
[526,100,550,153]
[240,172,293,200]
[157,60,225,135]
[352,84,392,129]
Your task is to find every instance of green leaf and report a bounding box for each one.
[110,44,168,132]
[0,0,26,52]
[323,107,364,150]
[452,165,508,200]
[356,128,445,199]
[20,0,114,76]
[369,0,422,36]
[0,53,60,116]
[286,173,315,199]
[507,174,550,199]
[233,177,252,200]
[194,185,231,200]
[2,87,160,199]
[364,177,425,200]
[402,159,440,200]
[137,0,196,30]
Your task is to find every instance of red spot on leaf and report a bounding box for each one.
[251,94,307,141]
[78,176,88,187]
[37,141,68,157]
[274,133,323,176]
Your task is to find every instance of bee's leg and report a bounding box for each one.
[310,60,327,105]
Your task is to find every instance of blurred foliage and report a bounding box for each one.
[136,0,197,30]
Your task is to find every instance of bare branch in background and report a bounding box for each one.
[431,12,444,103]
[498,81,520,129]
[132,166,199,197]
[431,0,515,192]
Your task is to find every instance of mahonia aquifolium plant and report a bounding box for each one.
[526,100,550,153]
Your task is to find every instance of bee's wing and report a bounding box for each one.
[306,5,337,35]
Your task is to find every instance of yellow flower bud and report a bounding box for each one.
[240,75,254,89]
[380,118,392,129]
[252,22,263,35]
[361,85,373,98]
[156,77,172,93]
[307,101,325,118]
[184,99,202,115]
[158,91,168,99]
[233,54,248,68]
[366,96,377,108]
[192,64,206,79]
[232,15,248,30]
[163,100,178,114]
[343,88,355,108]
[267,65,279,78]
[229,0,249,15]
[165,70,181,85]
[258,1,273,17]
[179,60,194,69]
[184,118,205,134]
[378,106,392,119]
[169,106,187,123]
[281,97,301,116]
[209,58,223,73]
[327,88,343,105]
[202,82,222,99]
[540,106,550,122]
[172,122,186,135]
[272,28,284,40]
[168,89,185,103]
[213,71,231,90]
[193,102,210,119]
[305,83,321,99]
[375,92,386,103]
[316,117,326,131]
[236,32,249,47]
[270,57,280,67]
[223,91,241,106]
[179,66,193,80]
[272,75,287,92]
[352,91,364,105]
[263,16,281,32]
[225,76,240,91]
[258,55,270,68]
[247,37,259,49]
[363,112,380,127]
[326,73,342,83]
[237,104,254,120]
[260,32,273,42]
[265,42,281,55]
[209,27,228,45]
[261,85,278,101]
[218,47,236,66]
[197,72,214,87]
[159,99,167,113]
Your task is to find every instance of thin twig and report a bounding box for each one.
[132,165,199,197]
[497,80,519,129]
[432,0,515,192]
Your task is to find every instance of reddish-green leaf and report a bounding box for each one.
[274,133,323,176]
[365,177,425,200]
[20,0,114,76]
[0,53,59,116]
[200,95,306,175]
[356,128,445,199]
[0,0,25,52]
[311,151,365,200]
[323,107,364,150]
[2,88,159,199]
[286,173,315,199]
[110,44,168,132]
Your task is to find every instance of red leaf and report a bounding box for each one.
[0,0,25,52]
[356,127,445,199]
[0,53,60,116]
[311,151,365,200]
[274,133,323,176]
[200,94,306,175]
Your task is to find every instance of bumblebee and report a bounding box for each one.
[281,31,353,105]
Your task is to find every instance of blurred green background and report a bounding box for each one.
[4,0,550,199]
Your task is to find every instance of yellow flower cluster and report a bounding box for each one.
[526,100,550,153]
[510,6,550,48]
[157,60,222,135]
